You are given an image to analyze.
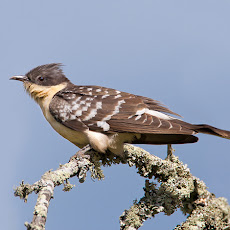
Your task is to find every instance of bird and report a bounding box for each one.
[10,63,230,157]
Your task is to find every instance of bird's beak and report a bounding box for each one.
[10,75,29,82]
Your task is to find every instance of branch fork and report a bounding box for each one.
[14,145,230,229]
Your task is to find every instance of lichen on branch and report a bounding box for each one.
[14,144,230,230]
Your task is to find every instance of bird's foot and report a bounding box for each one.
[69,144,92,162]
[166,144,175,161]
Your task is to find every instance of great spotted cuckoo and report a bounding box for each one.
[10,63,230,156]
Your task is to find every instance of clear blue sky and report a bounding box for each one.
[2,0,230,229]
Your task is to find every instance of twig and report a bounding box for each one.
[15,154,102,230]
[120,145,230,229]
[14,144,230,230]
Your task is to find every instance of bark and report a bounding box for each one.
[14,144,230,230]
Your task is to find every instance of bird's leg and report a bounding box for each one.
[166,144,175,161]
[167,144,173,156]
[69,144,92,161]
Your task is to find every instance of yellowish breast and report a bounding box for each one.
[23,82,89,147]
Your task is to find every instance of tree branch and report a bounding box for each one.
[14,144,230,229]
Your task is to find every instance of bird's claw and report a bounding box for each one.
[69,144,92,161]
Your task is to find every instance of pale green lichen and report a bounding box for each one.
[175,197,230,229]
[121,205,143,229]
[14,181,35,202]
[14,144,230,230]
[25,221,43,230]
[87,151,105,180]
[119,145,230,229]
[63,180,75,192]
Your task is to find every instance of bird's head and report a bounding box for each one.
[10,63,70,101]
[10,63,69,86]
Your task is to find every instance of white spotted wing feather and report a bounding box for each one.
[49,85,196,136]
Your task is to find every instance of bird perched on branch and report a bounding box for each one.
[10,63,230,156]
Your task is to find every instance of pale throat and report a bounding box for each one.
[23,82,67,113]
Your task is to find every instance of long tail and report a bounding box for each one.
[132,121,230,146]
[192,124,230,139]
[171,118,230,139]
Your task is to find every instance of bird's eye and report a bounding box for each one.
[38,76,44,81]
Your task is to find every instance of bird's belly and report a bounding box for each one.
[44,110,89,148]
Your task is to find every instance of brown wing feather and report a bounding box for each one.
[49,84,230,144]
[132,134,198,145]
[107,115,195,135]
[49,85,194,136]
[49,94,88,131]
[137,95,182,117]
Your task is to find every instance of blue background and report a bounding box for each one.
[2,1,230,229]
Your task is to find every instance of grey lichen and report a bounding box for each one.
[63,180,75,192]
[14,181,35,203]
[14,144,230,230]
[119,145,230,229]
[175,197,230,230]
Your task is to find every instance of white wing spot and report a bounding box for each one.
[82,106,88,112]
[102,95,109,99]
[101,99,125,121]
[75,110,83,117]
[136,108,146,115]
[82,101,102,121]
[97,121,110,131]
[114,94,122,99]
[70,114,76,120]
[135,115,142,120]
[72,104,81,110]
[96,101,102,109]
[96,89,102,92]
[66,94,76,100]
[135,108,174,120]
[146,109,174,120]
[83,109,97,121]
[71,97,81,105]
[80,100,86,105]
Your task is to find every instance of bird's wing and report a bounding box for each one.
[49,85,195,135]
